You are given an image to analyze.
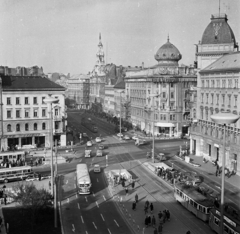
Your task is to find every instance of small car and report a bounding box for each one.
[123,135,131,140]
[83,133,88,137]
[95,137,102,143]
[117,133,123,138]
[86,141,92,147]
[96,149,103,157]
[26,173,39,182]
[93,164,101,173]
[85,150,92,157]
[132,135,138,141]
[98,144,104,150]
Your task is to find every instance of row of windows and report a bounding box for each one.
[213,216,239,234]
[201,79,239,89]
[6,97,47,105]
[7,123,46,132]
[175,188,210,214]
[201,93,238,107]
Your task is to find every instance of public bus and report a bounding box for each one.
[0,166,33,183]
[209,203,240,234]
[76,164,91,195]
[174,182,214,222]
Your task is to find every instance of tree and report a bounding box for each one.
[7,183,53,232]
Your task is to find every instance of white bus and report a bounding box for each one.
[0,166,33,183]
[76,164,91,194]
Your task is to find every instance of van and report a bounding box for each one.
[96,149,103,157]
[93,164,101,173]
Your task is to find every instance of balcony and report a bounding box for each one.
[53,115,62,121]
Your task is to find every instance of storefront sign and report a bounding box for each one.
[1,133,45,139]
[216,210,236,227]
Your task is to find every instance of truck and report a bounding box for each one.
[81,117,98,133]
[135,138,147,146]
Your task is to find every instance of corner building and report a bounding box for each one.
[125,38,197,137]
[190,14,239,175]
[0,76,67,150]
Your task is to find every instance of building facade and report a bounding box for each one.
[67,74,90,109]
[125,38,197,137]
[0,66,44,76]
[0,76,67,151]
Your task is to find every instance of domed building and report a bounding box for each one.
[124,37,197,138]
[190,13,240,176]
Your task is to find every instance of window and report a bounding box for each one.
[42,97,45,104]
[25,110,29,118]
[211,94,214,104]
[206,80,209,88]
[25,124,29,131]
[217,80,220,88]
[206,94,209,104]
[25,97,29,104]
[201,80,205,88]
[162,92,166,98]
[42,109,46,117]
[16,97,20,105]
[234,95,238,107]
[222,80,226,88]
[33,97,37,104]
[42,123,46,130]
[7,97,11,105]
[170,92,174,99]
[228,79,232,88]
[222,94,225,106]
[34,123,37,130]
[16,110,20,118]
[54,109,59,116]
[16,124,20,132]
[216,94,219,105]
[33,109,38,117]
[7,124,11,132]
[7,110,11,118]
[228,95,231,106]
[170,83,174,88]
[201,93,204,103]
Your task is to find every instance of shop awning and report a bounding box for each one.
[155,123,175,127]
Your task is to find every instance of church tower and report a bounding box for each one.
[96,33,105,66]
[196,13,238,70]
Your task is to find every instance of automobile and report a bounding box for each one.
[93,164,101,173]
[123,135,131,140]
[98,144,104,150]
[135,138,146,146]
[95,137,102,143]
[85,149,92,157]
[117,133,123,138]
[25,173,39,182]
[83,133,88,137]
[96,149,103,157]
[132,135,138,141]
[122,127,128,132]
[86,141,92,147]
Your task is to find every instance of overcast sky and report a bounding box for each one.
[0,0,239,75]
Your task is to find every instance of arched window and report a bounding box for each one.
[25,123,29,131]
[16,124,20,132]
[42,122,46,130]
[7,124,11,132]
[34,123,37,131]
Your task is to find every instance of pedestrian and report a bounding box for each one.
[49,181,51,190]
[186,231,191,234]
[153,227,158,234]
[4,194,7,205]
[122,180,125,188]
[145,200,149,209]
[131,181,135,189]
[135,193,138,203]
[145,216,149,228]
[125,187,128,196]
[152,215,156,228]
[150,203,154,214]
[148,214,152,227]
[132,201,136,211]
[162,210,167,223]
[158,211,162,220]
[158,223,163,234]
[166,210,170,221]
[38,173,42,181]
[144,206,148,215]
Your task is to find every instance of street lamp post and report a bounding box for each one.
[211,112,240,234]
[44,95,59,228]
[119,91,124,139]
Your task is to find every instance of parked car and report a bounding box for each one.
[123,135,131,140]
[132,135,138,141]
[93,164,101,173]
[83,133,88,137]
[85,149,92,157]
[95,137,102,143]
[98,144,104,150]
[96,149,103,157]
[135,138,146,146]
[86,141,92,147]
[117,133,123,138]
[26,173,39,182]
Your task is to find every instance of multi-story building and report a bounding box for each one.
[0,66,44,76]
[125,38,197,137]
[67,74,90,109]
[114,79,126,119]
[0,75,67,151]
[189,13,239,175]
[89,34,106,113]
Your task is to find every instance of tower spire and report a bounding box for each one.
[167,34,170,42]
[219,0,221,16]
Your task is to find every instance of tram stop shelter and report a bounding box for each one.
[108,169,132,184]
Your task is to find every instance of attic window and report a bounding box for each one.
[163,53,166,57]
[222,61,225,63]
[234,60,237,62]
[215,35,218,40]
[171,53,175,57]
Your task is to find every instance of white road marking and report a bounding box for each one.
[97,178,99,182]
[114,220,119,227]
[81,216,84,223]
[96,201,99,208]
[108,228,111,234]
[78,203,80,209]
[66,180,68,184]
[67,198,69,203]
[76,194,77,199]
[103,195,106,201]
[85,231,88,234]
[101,213,105,221]
[72,224,75,232]
[85,196,88,202]
[92,222,97,229]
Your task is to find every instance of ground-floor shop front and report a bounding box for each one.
[190,134,239,176]
[1,133,66,151]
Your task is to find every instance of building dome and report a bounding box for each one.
[201,14,236,45]
[155,37,182,65]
